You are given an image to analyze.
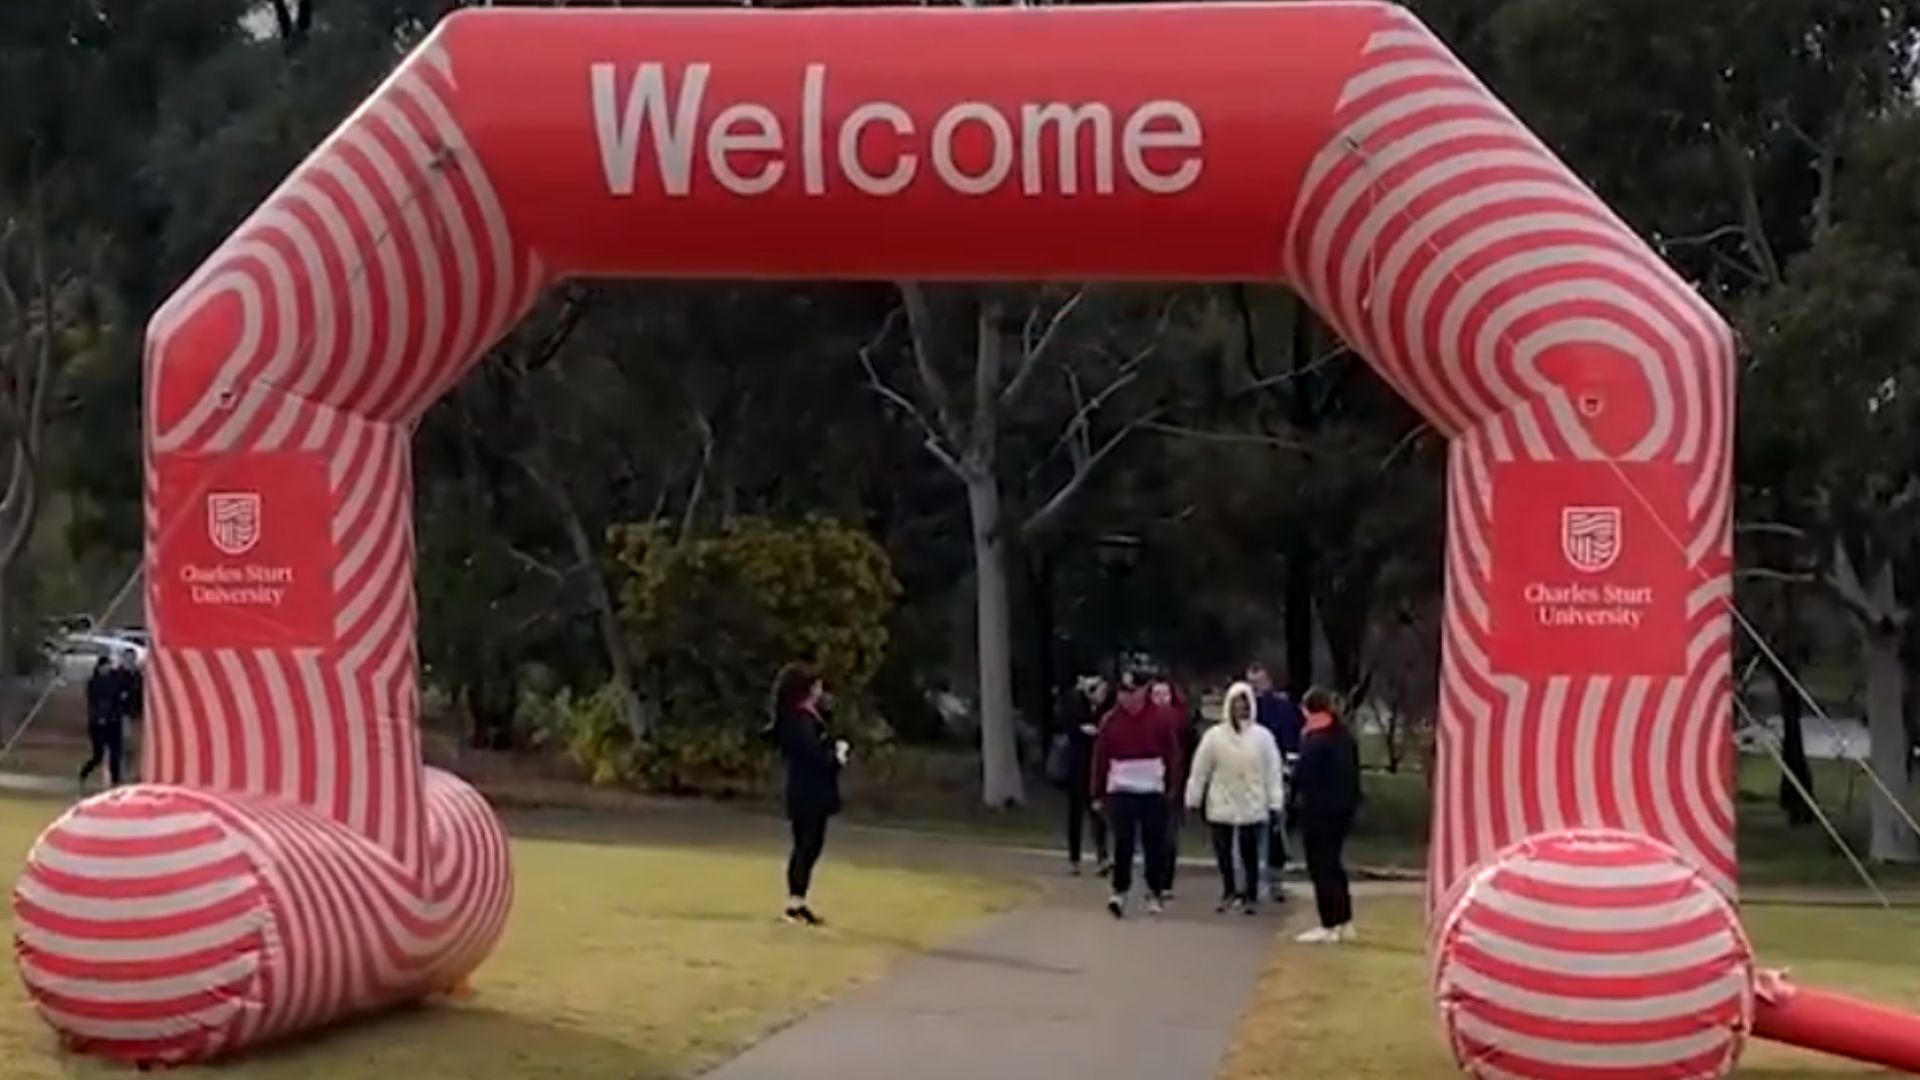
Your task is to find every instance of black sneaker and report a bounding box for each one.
[1242,899,1260,916]
[783,905,825,927]
[1097,858,1113,878]
[1106,895,1124,919]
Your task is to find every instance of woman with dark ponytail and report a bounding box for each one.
[768,664,846,926]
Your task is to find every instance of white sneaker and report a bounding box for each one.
[1334,923,1356,942]
[1294,926,1338,944]
[1146,896,1165,916]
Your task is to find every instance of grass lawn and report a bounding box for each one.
[1218,895,1920,1079]
[0,796,1025,1080]
[1340,753,1920,891]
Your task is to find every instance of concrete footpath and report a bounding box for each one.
[700,894,1279,1080]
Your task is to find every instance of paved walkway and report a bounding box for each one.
[701,892,1281,1080]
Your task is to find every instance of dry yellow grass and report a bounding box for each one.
[0,796,1022,1080]
[1219,896,1920,1079]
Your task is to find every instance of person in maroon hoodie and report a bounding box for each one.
[1092,671,1185,918]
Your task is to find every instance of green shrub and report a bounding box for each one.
[517,516,902,798]
[609,516,901,734]
[522,682,635,786]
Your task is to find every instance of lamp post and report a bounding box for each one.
[1094,533,1142,682]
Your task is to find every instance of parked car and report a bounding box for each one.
[103,626,151,649]
[45,633,147,686]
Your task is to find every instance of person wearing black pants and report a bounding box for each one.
[79,657,125,788]
[1062,677,1111,876]
[1291,687,1361,943]
[1185,681,1286,913]
[768,664,844,927]
[1091,673,1183,918]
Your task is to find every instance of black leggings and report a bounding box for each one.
[1210,822,1264,901]
[1303,814,1353,929]
[787,813,830,899]
[79,721,124,785]
[1162,804,1185,889]
[1066,781,1108,866]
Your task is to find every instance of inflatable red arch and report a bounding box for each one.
[12,3,1918,1075]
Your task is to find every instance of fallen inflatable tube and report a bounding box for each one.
[13,773,510,1065]
[1753,972,1920,1074]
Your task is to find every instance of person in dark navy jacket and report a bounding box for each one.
[768,664,846,927]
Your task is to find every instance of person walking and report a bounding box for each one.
[1186,681,1285,914]
[1292,687,1362,943]
[110,649,144,776]
[1061,675,1112,877]
[1247,663,1303,900]
[1148,676,1197,896]
[78,657,124,788]
[767,664,848,927]
[1091,670,1183,918]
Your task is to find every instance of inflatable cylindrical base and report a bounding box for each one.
[11,771,511,1065]
[1432,829,1755,1080]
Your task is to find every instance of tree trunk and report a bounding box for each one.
[966,474,1026,807]
[1864,624,1919,862]
[555,497,649,740]
[1284,530,1315,696]
[1026,548,1057,744]
[1768,652,1816,827]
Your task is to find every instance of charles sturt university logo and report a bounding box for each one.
[207,491,262,556]
[1560,506,1621,574]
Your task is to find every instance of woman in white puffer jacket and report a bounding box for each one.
[1185,681,1286,914]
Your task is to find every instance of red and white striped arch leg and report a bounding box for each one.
[14,2,1919,1073]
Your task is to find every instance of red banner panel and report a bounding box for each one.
[152,451,336,649]
[1488,459,1692,678]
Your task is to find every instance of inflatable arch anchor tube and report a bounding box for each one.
[12,3,1919,1073]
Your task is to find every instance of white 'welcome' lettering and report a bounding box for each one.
[589,62,1204,199]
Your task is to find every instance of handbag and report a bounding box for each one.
[1044,733,1072,786]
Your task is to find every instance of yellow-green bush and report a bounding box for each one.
[610,516,900,729]
[530,517,901,796]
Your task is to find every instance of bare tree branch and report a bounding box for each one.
[679,408,715,541]
[896,282,965,446]
[1037,365,1141,472]
[504,541,571,582]
[1736,521,1809,539]
[1022,406,1164,542]
[521,289,595,375]
[1000,288,1085,408]
[1142,421,1311,453]
[1116,292,1181,366]
[1737,567,1817,584]
[1659,223,1747,250]
[858,310,967,479]
[1712,124,1783,287]
[0,185,60,567]
[1378,421,1433,472]
[1826,538,1906,631]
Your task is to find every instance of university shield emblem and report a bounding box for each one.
[207,491,263,556]
[1560,505,1621,574]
